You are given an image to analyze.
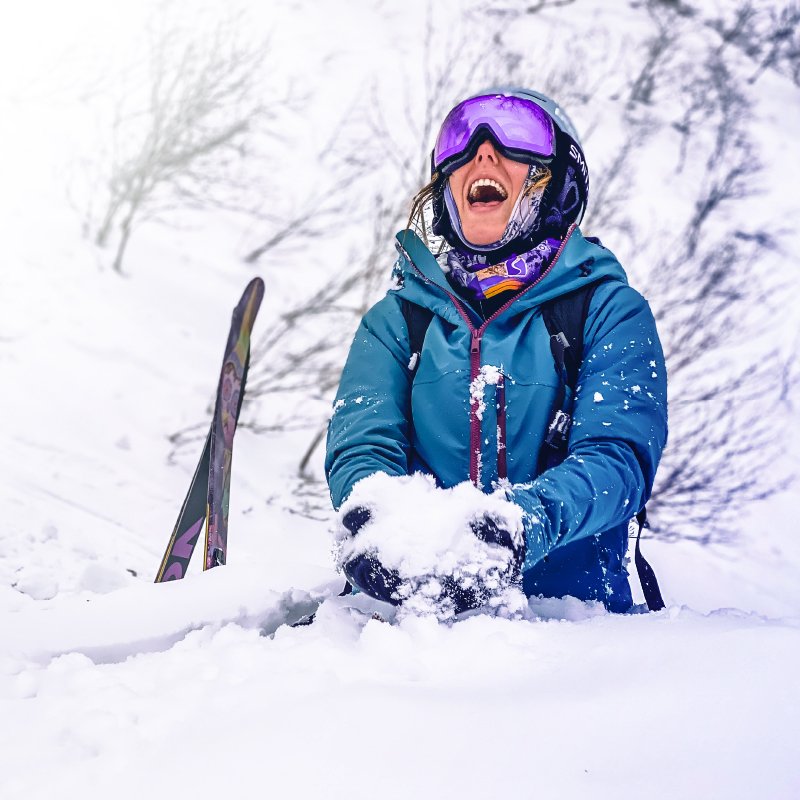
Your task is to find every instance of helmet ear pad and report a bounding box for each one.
[431,174,455,243]
[537,128,588,238]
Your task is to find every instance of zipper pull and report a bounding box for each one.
[470,329,482,355]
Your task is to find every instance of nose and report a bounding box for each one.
[474,139,500,164]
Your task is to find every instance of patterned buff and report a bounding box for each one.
[444,237,561,300]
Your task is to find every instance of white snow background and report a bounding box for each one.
[1,0,800,798]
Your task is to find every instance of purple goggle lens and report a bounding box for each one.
[433,94,555,172]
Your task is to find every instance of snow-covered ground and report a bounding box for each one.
[4,580,800,800]
[1,1,800,798]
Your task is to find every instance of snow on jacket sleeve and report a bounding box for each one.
[325,295,413,509]
[509,281,668,571]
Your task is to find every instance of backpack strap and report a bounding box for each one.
[400,298,434,373]
[633,508,665,611]
[540,281,599,390]
[537,280,605,475]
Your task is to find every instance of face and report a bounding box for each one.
[448,139,529,245]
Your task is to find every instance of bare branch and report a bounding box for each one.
[85,3,276,273]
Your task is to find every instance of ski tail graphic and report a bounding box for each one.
[155,278,264,582]
[154,431,211,582]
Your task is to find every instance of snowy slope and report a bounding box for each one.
[1,0,799,797]
[2,589,799,800]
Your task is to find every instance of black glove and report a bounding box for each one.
[341,507,403,606]
[440,514,526,614]
[342,506,372,535]
[470,514,526,573]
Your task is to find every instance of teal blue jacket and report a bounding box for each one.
[325,226,668,611]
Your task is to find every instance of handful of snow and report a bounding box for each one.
[334,473,527,621]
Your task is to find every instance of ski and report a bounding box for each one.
[204,277,264,570]
[154,429,211,582]
[155,277,265,582]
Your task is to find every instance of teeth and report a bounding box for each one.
[468,178,508,200]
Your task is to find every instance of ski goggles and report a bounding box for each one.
[433,94,556,174]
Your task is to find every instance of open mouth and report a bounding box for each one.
[468,178,509,205]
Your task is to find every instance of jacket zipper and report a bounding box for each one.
[397,223,577,487]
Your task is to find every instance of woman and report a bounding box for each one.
[325,88,668,613]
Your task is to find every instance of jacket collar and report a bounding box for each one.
[394,226,630,319]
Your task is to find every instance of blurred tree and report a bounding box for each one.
[87,2,274,273]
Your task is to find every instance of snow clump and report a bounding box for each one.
[334,472,527,622]
[469,364,503,421]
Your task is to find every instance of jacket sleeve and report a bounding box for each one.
[325,294,414,509]
[509,281,669,571]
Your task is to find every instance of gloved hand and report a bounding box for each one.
[470,513,526,573]
[340,507,403,606]
[440,512,527,614]
[342,506,372,535]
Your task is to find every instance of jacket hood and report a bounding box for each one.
[394,225,628,325]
